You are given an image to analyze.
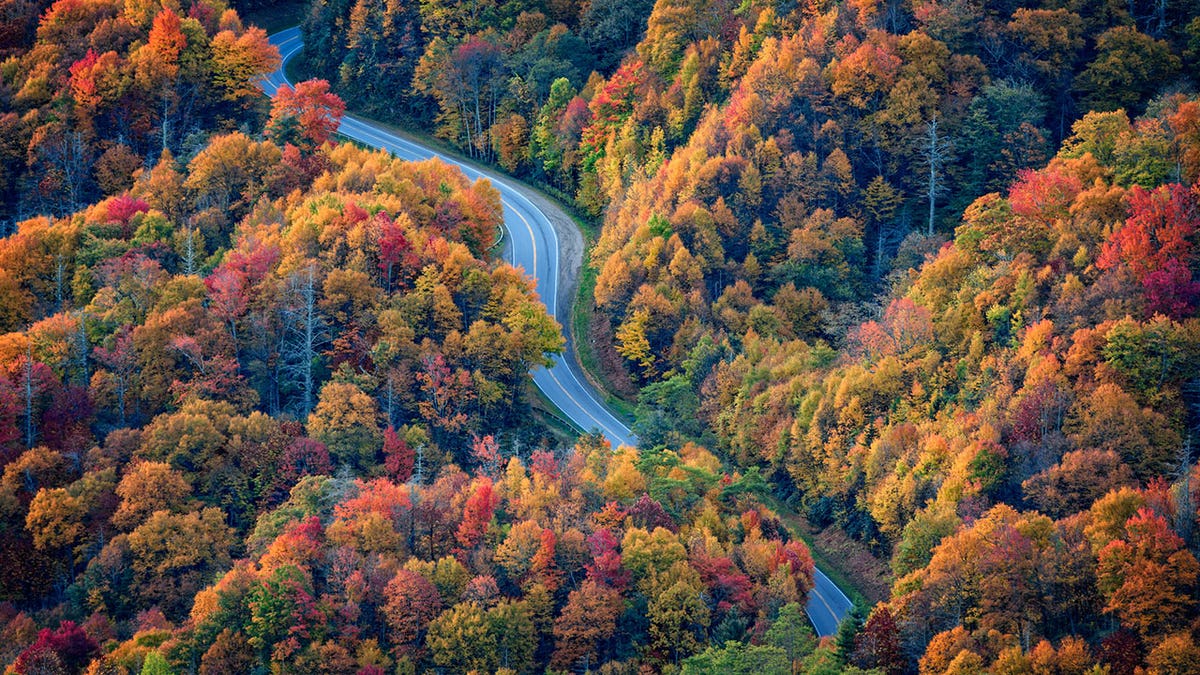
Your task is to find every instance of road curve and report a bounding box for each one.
[262,27,854,636]
[263,27,636,449]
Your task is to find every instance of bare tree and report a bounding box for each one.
[1176,437,1195,547]
[281,262,328,417]
[180,227,199,276]
[36,130,93,213]
[74,311,89,386]
[268,305,290,416]
[1149,0,1168,37]
[95,327,137,427]
[381,369,402,429]
[921,115,952,237]
[413,443,426,484]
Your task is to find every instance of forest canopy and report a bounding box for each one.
[3,0,1200,671]
[298,0,1200,668]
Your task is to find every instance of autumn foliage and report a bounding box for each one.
[3,0,1200,670]
[0,48,577,670]
[0,0,279,217]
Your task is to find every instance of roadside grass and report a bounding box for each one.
[529,384,583,442]
[261,17,875,614]
[572,248,638,421]
[760,492,876,611]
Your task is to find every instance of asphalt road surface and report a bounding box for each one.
[262,26,854,636]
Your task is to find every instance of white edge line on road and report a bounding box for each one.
[266,26,852,637]
[268,34,632,444]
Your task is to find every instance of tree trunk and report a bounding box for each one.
[923,116,948,237]
[55,254,65,312]
[183,228,197,276]
[301,265,317,416]
[24,345,35,448]
[927,119,937,237]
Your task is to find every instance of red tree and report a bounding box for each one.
[269,79,346,149]
[106,195,150,231]
[530,449,559,481]
[12,621,98,674]
[1008,167,1083,227]
[205,265,248,349]
[772,540,816,596]
[456,477,499,551]
[628,493,675,532]
[378,214,417,291]
[530,528,562,591]
[383,569,443,651]
[472,434,501,476]
[855,605,904,675]
[585,528,629,589]
[1098,183,1199,317]
[383,426,415,482]
[278,437,334,483]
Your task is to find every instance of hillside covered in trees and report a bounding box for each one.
[0,0,832,673]
[2,0,1200,670]
[0,106,829,672]
[705,108,1200,673]
[295,0,1200,671]
[0,0,280,219]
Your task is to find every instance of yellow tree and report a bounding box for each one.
[649,576,711,665]
[307,381,382,469]
[112,461,192,530]
[25,487,86,553]
[425,602,497,672]
[616,309,656,379]
[127,507,233,620]
[209,27,279,105]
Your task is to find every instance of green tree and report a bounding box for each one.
[682,641,790,674]
[1075,27,1181,113]
[426,602,497,673]
[531,78,577,179]
[765,602,818,663]
[649,578,712,664]
[140,652,174,675]
[488,600,536,673]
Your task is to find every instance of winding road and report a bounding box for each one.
[262,26,854,636]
